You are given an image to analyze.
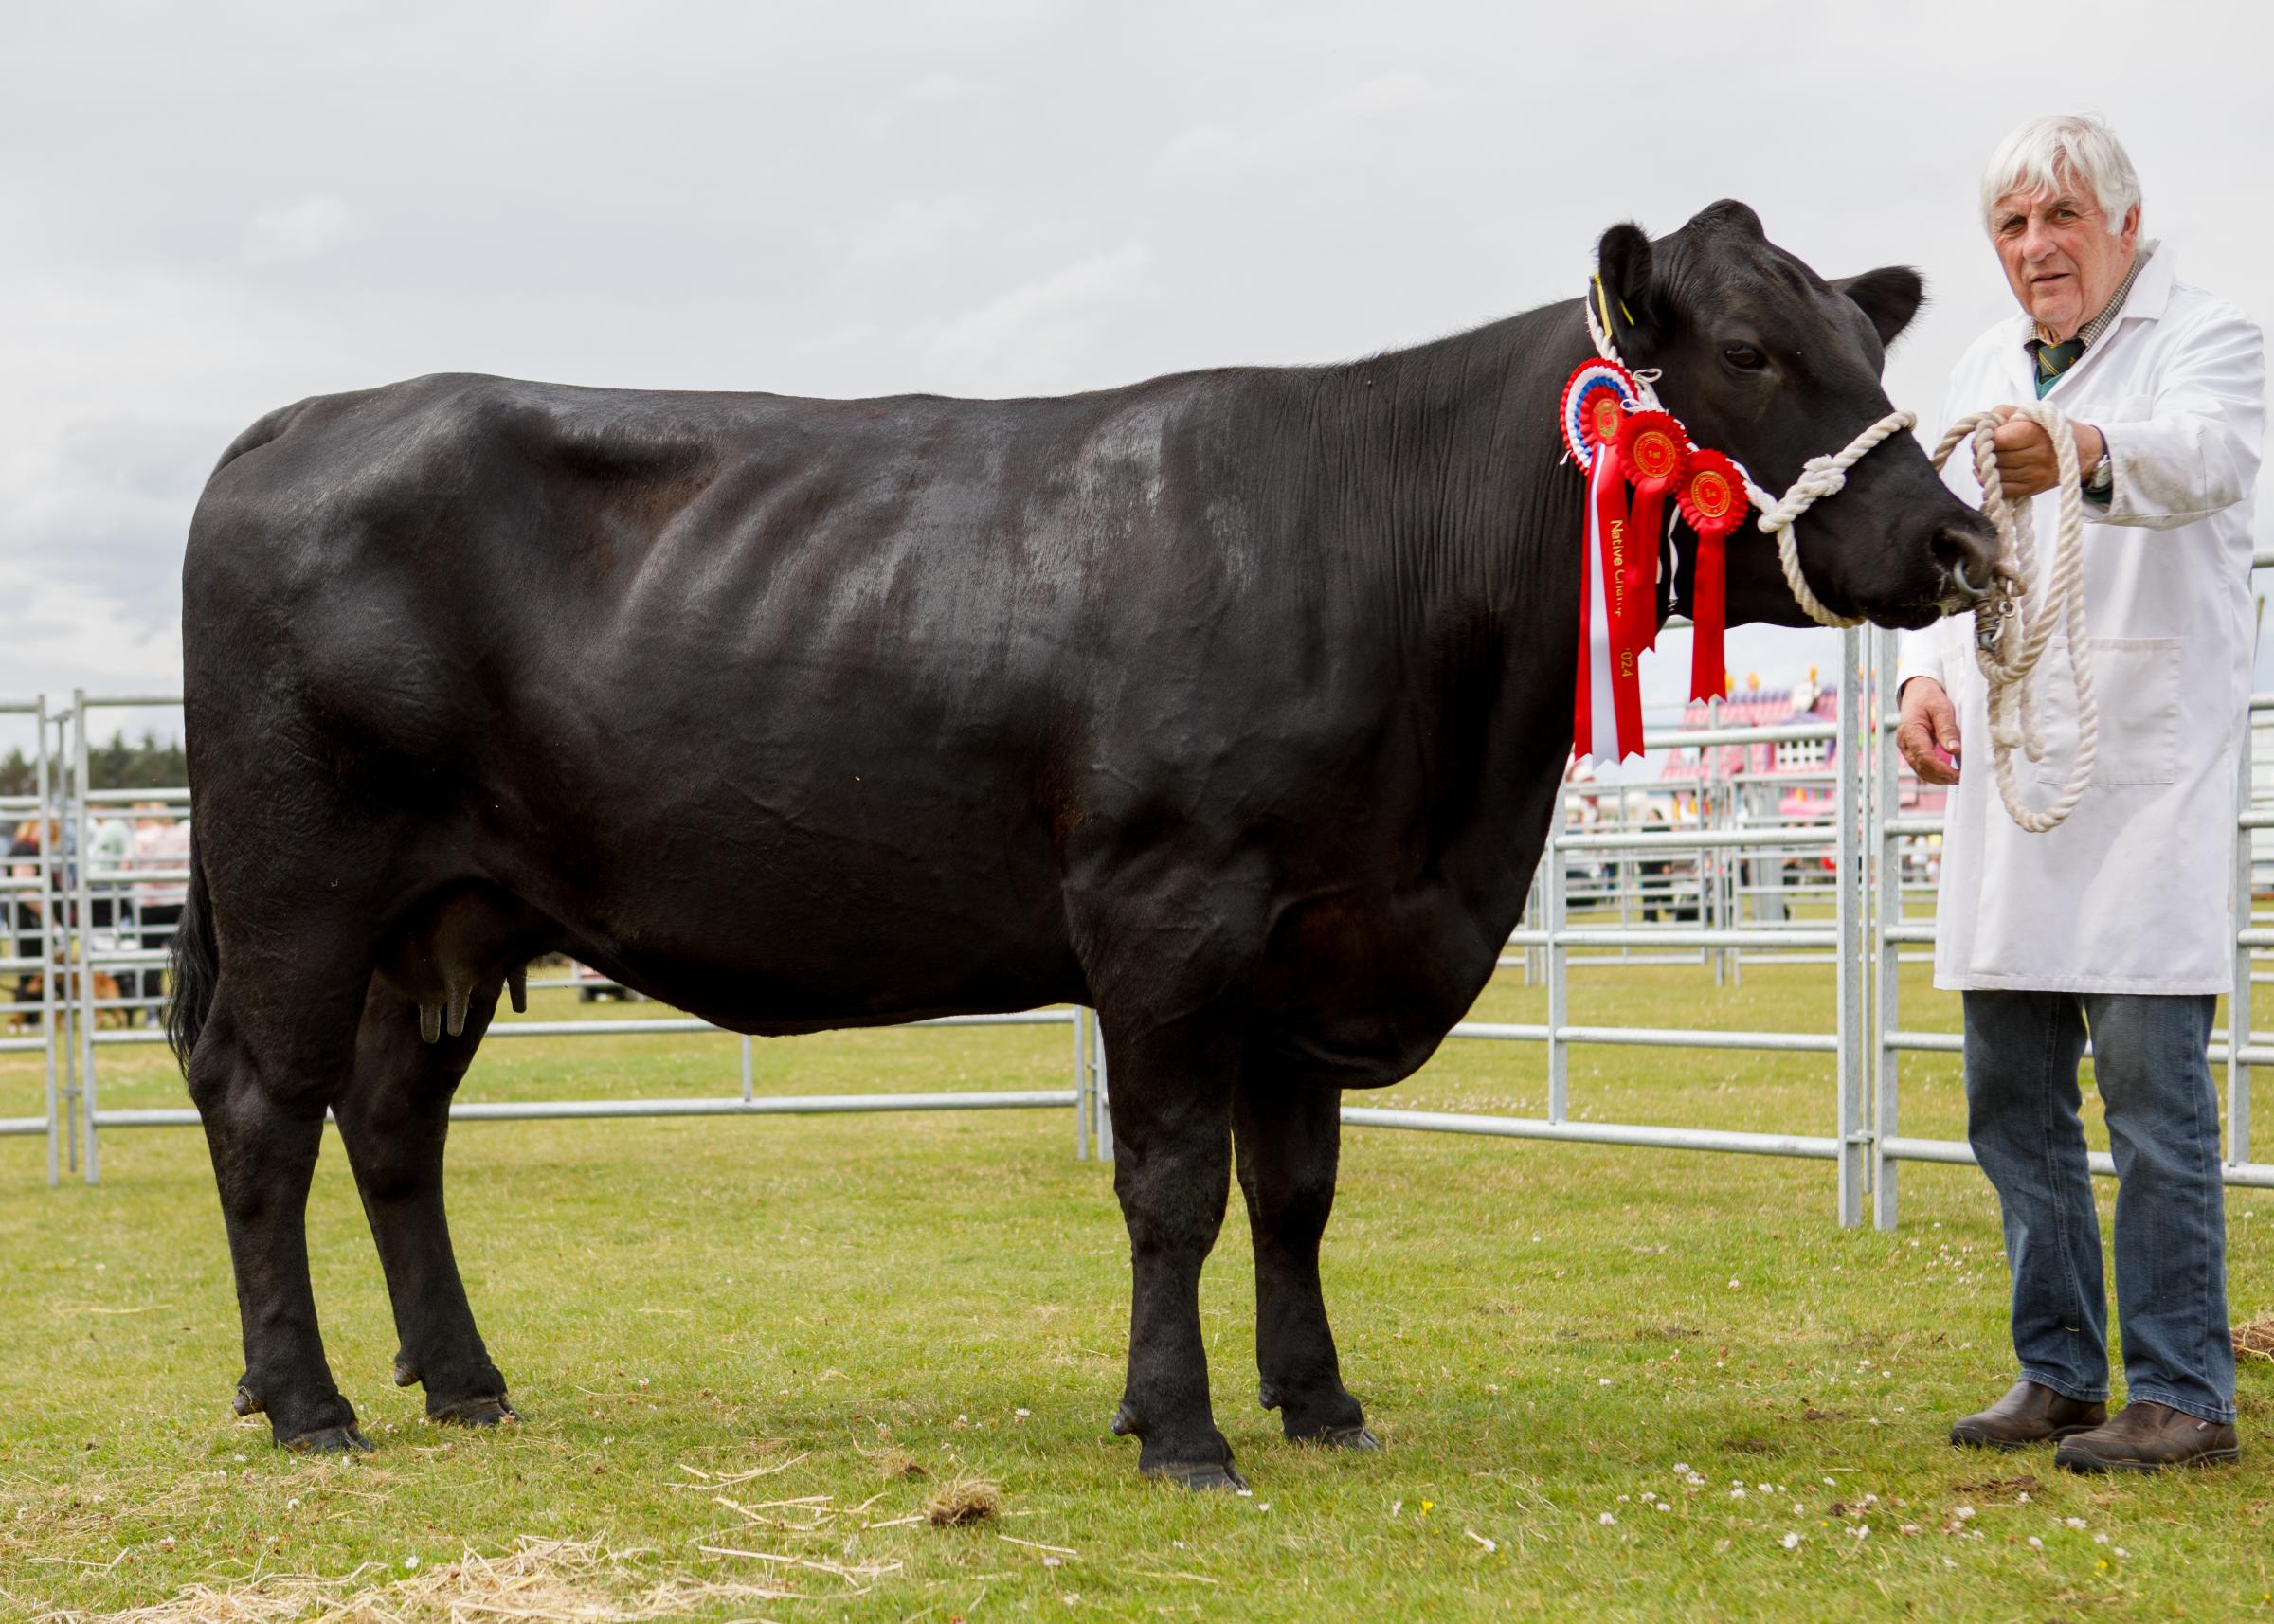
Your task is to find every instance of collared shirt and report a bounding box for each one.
[2021,244,2151,502]
[2027,243,2155,397]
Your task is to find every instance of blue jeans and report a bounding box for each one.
[1962,990,2235,1424]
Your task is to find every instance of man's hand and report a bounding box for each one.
[1987,406,2105,500]
[1897,677,1961,785]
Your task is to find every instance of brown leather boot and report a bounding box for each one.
[2054,1400,2240,1473]
[1949,1380,2106,1451]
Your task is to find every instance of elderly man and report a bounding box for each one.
[1896,115,2264,1472]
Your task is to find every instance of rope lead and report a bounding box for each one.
[1929,406,2095,834]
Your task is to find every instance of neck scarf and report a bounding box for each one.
[2025,244,2152,398]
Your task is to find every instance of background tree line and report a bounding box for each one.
[0,733,187,797]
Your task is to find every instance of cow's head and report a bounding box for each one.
[1595,199,1996,630]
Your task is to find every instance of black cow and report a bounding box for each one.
[170,201,1995,1487]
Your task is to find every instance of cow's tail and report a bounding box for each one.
[165,827,219,1074]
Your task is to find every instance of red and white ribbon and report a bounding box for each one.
[1573,430,1647,762]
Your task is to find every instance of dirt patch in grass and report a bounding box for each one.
[1719,1436,1781,1455]
[1950,1472,2041,1502]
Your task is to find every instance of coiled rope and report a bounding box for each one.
[1927,405,2094,833]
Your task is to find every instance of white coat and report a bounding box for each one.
[1895,244,2265,993]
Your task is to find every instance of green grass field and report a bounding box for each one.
[2,957,2269,1622]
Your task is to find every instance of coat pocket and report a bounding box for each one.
[2028,635,2181,787]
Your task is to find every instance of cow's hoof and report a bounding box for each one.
[246,1382,364,1452]
[1143,1458,1249,1492]
[428,1395,519,1428]
[1294,1422,1381,1451]
[281,1423,372,1454]
[392,1360,420,1388]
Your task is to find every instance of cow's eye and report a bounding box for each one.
[1723,344,1766,372]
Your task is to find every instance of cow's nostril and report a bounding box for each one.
[1948,555,1991,603]
[1931,520,2000,603]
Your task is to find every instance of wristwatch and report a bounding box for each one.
[2082,439,2114,497]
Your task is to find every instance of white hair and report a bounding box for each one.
[1979,114,2141,236]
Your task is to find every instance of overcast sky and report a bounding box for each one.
[5,0,2270,754]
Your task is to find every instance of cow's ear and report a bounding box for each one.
[1833,265,1926,348]
[1595,222,1665,349]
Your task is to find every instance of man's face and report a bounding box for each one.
[1991,172,2140,340]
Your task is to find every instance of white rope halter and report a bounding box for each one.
[1928,405,2094,834]
[1743,415,1918,628]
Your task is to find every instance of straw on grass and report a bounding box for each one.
[2233,1311,2274,1362]
[924,1478,1002,1527]
[30,1534,796,1624]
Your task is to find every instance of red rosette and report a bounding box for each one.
[1677,449,1746,704]
[1615,411,1690,490]
[1677,450,1745,534]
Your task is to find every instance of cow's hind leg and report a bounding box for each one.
[1104,1020,1242,1489]
[1236,1079,1374,1448]
[333,978,514,1426]
[188,979,368,1451]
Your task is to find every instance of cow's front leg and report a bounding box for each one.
[1236,1078,1374,1448]
[1105,1025,1240,1489]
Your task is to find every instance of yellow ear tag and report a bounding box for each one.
[1592,274,1635,332]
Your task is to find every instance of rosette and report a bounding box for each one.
[1564,365,1647,762]
[1615,411,1689,489]
[1676,449,1747,704]
[1675,449,1744,534]
[1558,360,1638,470]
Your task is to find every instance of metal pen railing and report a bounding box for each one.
[15,595,2274,1222]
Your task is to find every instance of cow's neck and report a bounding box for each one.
[1308,298,1602,954]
